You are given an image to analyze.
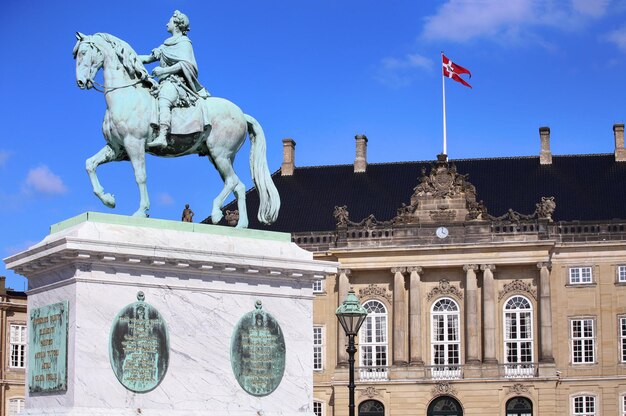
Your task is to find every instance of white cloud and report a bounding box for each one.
[157,192,175,206]
[375,53,433,87]
[606,26,626,52]
[24,165,68,195]
[0,150,10,167]
[421,0,609,43]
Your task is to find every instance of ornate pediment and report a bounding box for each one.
[506,383,529,396]
[359,386,380,398]
[431,381,457,397]
[359,284,392,302]
[498,279,537,301]
[427,279,463,301]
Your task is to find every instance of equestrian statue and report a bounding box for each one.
[73,10,280,228]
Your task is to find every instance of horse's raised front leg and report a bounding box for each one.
[210,155,248,228]
[86,145,118,208]
[124,136,150,217]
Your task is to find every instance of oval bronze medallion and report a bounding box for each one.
[109,291,169,393]
[230,300,286,396]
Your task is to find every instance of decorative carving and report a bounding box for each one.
[481,264,496,272]
[498,279,537,301]
[333,205,350,226]
[413,160,476,200]
[338,269,352,276]
[408,266,423,274]
[466,200,488,221]
[427,279,463,301]
[359,386,380,398]
[431,381,457,397]
[463,264,478,272]
[536,197,556,221]
[225,210,239,226]
[536,261,552,271]
[359,284,392,302]
[391,267,407,274]
[506,383,529,396]
[429,208,457,223]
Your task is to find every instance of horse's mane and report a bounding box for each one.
[94,33,151,82]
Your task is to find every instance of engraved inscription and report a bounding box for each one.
[109,292,169,393]
[231,301,286,396]
[29,301,69,393]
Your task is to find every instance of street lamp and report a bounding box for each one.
[335,288,368,416]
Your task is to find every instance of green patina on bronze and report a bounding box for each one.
[28,301,69,393]
[109,292,169,393]
[231,300,286,396]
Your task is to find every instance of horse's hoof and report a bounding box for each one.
[132,210,148,218]
[211,210,224,224]
[101,193,116,208]
[235,221,249,229]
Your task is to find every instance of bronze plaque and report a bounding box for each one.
[231,300,286,396]
[109,292,169,393]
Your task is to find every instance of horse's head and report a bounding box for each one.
[73,32,103,90]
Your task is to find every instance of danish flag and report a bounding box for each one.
[442,54,472,88]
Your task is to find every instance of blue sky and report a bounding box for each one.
[1,0,625,290]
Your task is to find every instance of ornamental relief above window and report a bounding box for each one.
[426,279,463,302]
[358,283,392,303]
[498,279,537,301]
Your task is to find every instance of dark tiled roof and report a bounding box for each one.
[215,154,626,233]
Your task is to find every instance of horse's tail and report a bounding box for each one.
[245,114,281,225]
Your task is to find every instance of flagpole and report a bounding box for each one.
[441,52,447,159]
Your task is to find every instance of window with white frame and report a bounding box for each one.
[572,395,595,416]
[313,278,324,293]
[571,319,595,364]
[569,267,593,285]
[7,398,25,416]
[619,265,626,283]
[503,296,534,375]
[313,326,324,371]
[621,317,626,363]
[9,324,26,368]
[359,300,388,370]
[313,400,323,416]
[622,394,626,416]
[431,298,460,372]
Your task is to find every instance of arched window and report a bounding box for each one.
[7,398,25,416]
[359,400,384,416]
[427,396,463,416]
[431,298,461,379]
[572,395,595,416]
[313,400,324,416]
[359,300,388,380]
[503,295,534,377]
[506,397,532,416]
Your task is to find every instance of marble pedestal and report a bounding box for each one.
[5,213,337,416]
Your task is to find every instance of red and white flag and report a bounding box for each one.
[442,54,472,88]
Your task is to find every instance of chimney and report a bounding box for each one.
[281,138,296,176]
[354,134,368,173]
[539,126,552,165]
[614,124,626,162]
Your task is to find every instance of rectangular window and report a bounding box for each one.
[9,325,26,369]
[313,326,324,371]
[621,317,626,363]
[7,399,25,416]
[572,395,595,416]
[622,395,626,416]
[312,279,324,293]
[569,267,593,285]
[571,319,595,364]
[619,265,626,283]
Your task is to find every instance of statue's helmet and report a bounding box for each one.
[172,10,190,34]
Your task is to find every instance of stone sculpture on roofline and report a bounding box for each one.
[74,10,280,228]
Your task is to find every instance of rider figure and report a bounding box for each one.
[140,10,209,148]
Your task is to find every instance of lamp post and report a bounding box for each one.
[335,288,368,416]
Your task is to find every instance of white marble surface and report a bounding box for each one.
[8,217,335,416]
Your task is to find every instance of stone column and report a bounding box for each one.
[537,262,555,363]
[337,268,351,366]
[481,264,497,364]
[408,266,424,365]
[463,264,480,364]
[392,267,408,366]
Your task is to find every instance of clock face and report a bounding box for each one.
[436,227,449,239]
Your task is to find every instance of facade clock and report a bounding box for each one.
[436,226,449,239]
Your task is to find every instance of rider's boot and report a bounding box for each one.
[148,98,172,148]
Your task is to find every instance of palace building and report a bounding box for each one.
[0,277,27,416]
[215,124,626,416]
